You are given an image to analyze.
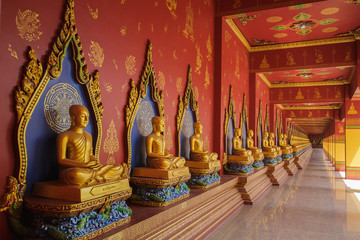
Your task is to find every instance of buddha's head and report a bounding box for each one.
[152,116,165,133]
[264,131,269,138]
[234,128,241,137]
[247,129,254,137]
[193,122,203,134]
[270,132,275,138]
[69,105,89,128]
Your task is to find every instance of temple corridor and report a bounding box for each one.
[206,149,360,240]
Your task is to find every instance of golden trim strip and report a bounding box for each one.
[225,19,251,52]
[283,105,341,110]
[258,73,271,88]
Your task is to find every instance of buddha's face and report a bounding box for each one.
[153,117,165,133]
[194,123,203,134]
[71,106,89,128]
[270,133,274,138]
[234,129,241,137]
[248,130,253,137]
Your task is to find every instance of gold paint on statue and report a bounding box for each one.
[125,55,136,76]
[279,134,293,155]
[247,129,264,161]
[262,132,278,159]
[146,117,186,169]
[269,132,282,157]
[286,52,296,66]
[259,55,270,68]
[103,120,119,164]
[87,3,98,19]
[183,0,195,41]
[88,41,104,67]
[190,122,218,162]
[16,9,42,42]
[57,105,127,186]
[8,44,18,60]
[0,176,25,213]
[348,103,358,115]
[295,89,304,99]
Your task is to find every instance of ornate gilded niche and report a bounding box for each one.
[125,41,190,206]
[176,66,220,188]
[224,85,237,161]
[2,1,132,238]
[257,100,263,149]
[240,93,249,149]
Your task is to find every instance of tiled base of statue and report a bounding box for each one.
[276,156,282,162]
[224,163,254,175]
[187,172,221,189]
[266,161,288,186]
[252,160,264,169]
[130,180,190,207]
[282,153,293,160]
[263,158,277,165]
[32,201,131,240]
[283,157,298,176]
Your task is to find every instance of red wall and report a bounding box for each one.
[0,0,215,237]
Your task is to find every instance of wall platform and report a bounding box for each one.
[266,161,288,186]
[102,175,244,240]
[237,166,272,205]
[295,148,313,169]
[283,158,298,176]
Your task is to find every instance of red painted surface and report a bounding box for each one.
[231,0,360,45]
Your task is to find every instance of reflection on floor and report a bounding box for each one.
[206,149,360,240]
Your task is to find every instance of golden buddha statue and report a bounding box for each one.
[57,105,127,186]
[246,130,264,161]
[279,134,293,155]
[269,132,282,157]
[190,122,218,162]
[146,116,186,169]
[262,131,278,158]
[232,128,252,157]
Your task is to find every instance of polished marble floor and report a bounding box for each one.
[206,149,360,240]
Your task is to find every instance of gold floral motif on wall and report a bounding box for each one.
[206,35,213,62]
[158,71,166,89]
[278,90,284,100]
[120,26,127,36]
[326,111,330,117]
[112,59,118,70]
[286,52,296,66]
[87,3,98,19]
[308,111,313,117]
[173,50,178,60]
[259,55,270,68]
[103,119,119,164]
[125,55,136,76]
[104,82,112,93]
[204,64,210,89]
[165,126,173,151]
[194,86,199,101]
[166,0,177,19]
[115,105,121,120]
[315,49,323,63]
[233,0,242,9]
[16,9,42,42]
[88,40,104,67]
[290,111,296,117]
[338,123,344,133]
[335,87,341,98]
[195,43,203,75]
[8,44,18,60]
[345,47,352,62]
[225,30,232,43]
[234,51,240,79]
[138,22,141,31]
[348,103,358,115]
[204,135,210,150]
[176,77,183,93]
[295,89,304,99]
[183,0,195,41]
[121,0,126,4]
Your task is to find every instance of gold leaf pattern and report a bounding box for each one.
[104,82,112,93]
[176,77,182,93]
[8,44,18,60]
[120,26,127,36]
[151,24,154,32]
[88,40,104,67]
[195,43,203,75]
[103,119,119,164]
[16,9,42,42]
[115,105,121,120]
[165,126,173,151]
[235,51,240,79]
[286,52,296,66]
[204,64,210,89]
[204,135,210,150]
[173,50,178,60]
[164,25,168,32]
[166,0,177,19]
[125,55,136,76]
[121,0,126,4]
[183,0,195,41]
[158,71,166,89]
[233,0,242,9]
[194,86,199,101]
[87,3,98,19]
[138,22,141,31]
[121,83,127,92]
[206,34,213,62]
[112,59,118,70]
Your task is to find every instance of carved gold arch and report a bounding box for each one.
[275,108,279,140]
[224,85,237,157]
[14,0,103,186]
[176,65,199,157]
[125,40,165,168]
[257,100,263,146]
[240,93,248,132]
[264,104,270,133]
[279,111,283,135]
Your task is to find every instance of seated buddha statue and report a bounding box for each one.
[57,105,127,187]
[269,132,282,157]
[279,134,293,155]
[190,122,218,162]
[246,129,264,161]
[146,116,186,169]
[232,128,252,157]
[262,131,278,158]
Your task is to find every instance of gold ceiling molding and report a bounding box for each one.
[259,72,350,88]
[276,104,284,110]
[226,19,356,53]
[283,105,341,110]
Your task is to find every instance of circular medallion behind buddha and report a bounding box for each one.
[44,83,82,133]
[137,101,155,136]
[183,110,194,138]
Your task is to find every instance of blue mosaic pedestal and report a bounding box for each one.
[252,161,264,169]
[187,172,221,189]
[224,164,254,175]
[263,158,277,165]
